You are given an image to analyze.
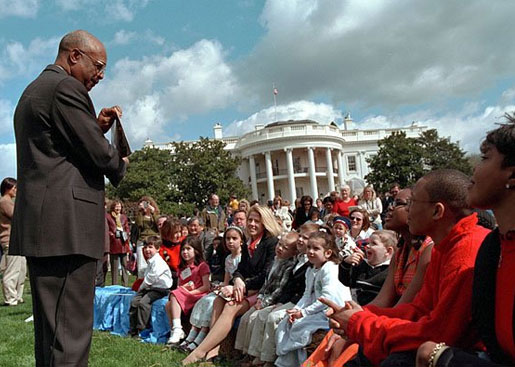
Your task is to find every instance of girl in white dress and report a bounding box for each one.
[180,226,244,351]
[275,230,352,367]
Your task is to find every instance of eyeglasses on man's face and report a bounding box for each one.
[406,198,439,209]
[77,49,106,74]
[390,199,409,209]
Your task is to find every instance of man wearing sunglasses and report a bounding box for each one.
[10,30,128,366]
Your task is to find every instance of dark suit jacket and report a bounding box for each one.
[10,65,126,259]
[232,234,278,291]
[277,258,311,305]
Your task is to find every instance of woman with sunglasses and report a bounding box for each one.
[349,208,374,244]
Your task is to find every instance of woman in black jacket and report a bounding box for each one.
[293,195,317,229]
[183,205,282,365]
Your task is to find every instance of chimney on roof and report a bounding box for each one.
[213,123,223,140]
[143,138,153,148]
[343,113,353,130]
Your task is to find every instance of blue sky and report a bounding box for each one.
[1,0,515,180]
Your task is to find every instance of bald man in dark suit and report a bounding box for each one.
[10,30,128,366]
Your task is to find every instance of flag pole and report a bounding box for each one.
[273,83,277,122]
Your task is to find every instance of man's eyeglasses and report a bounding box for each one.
[406,198,439,208]
[77,49,106,74]
[390,200,409,209]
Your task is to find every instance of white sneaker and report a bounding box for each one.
[166,328,185,344]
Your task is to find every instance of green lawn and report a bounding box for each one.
[0,271,233,367]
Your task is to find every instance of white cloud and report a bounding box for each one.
[105,0,135,22]
[143,30,165,46]
[56,0,151,22]
[501,88,515,105]
[0,143,17,179]
[238,0,515,109]
[92,39,239,148]
[112,30,137,45]
[110,29,165,46]
[0,0,39,18]
[358,103,515,154]
[224,100,343,137]
[0,37,59,84]
[0,99,14,136]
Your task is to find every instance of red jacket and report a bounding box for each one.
[346,214,490,366]
[105,212,130,254]
[159,236,185,273]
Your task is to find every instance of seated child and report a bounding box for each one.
[129,236,173,337]
[180,226,244,351]
[247,223,319,367]
[339,230,396,305]
[165,237,211,344]
[332,216,358,262]
[160,219,186,288]
[275,231,352,367]
[206,234,227,283]
[307,209,324,226]
[234,231,300,363]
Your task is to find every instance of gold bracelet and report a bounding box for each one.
[432,345,450,367]
[427,342,447,367]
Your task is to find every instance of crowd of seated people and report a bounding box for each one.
[93,116,513,367]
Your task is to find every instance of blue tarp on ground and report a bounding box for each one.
[93,286,169,344]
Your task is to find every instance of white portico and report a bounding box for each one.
[234,120,347,202]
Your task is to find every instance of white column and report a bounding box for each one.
[248,155,258,200]
[325,148,335,193]
[358,151,365,178]
[285,148,296,202]
[265,151,275,201]
[337,150,345,189]
[307,147,318,199]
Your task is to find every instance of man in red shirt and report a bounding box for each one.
[415,116,515,367]
[321,169,490,366]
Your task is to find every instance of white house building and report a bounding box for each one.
[145,115,426,203]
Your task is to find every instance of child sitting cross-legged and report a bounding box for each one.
[339,230,397,305]
[165,237,211,345]
[129,236,173,338]
[234,231,300,366]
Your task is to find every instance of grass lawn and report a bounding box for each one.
[0,270,233,367]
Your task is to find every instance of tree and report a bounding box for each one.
[365,131,425,193]
[365,129,472,193]
[416,129,472,175]
[106,147,177,213]
[107,138,250,216]
[168,137,250,209]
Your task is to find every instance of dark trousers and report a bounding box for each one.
[346,347,416,367]
[27,255,97,367]
[129,288,168,332]
[109,253,128,287]
[436,347,502,367]
[95,252,108,287]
